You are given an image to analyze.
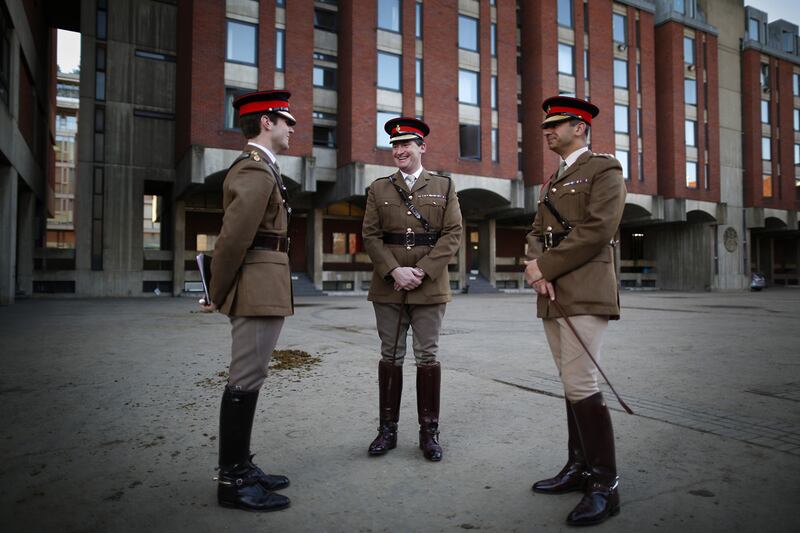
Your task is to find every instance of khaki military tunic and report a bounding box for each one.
[363,170,463,304]
[525,151,627,319]
[211,146,293,317]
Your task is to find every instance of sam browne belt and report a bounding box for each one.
[382,230,439,248]
[249,233,290,252]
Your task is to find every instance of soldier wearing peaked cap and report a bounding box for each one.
[200,89,296,512]
[362,117,463,461]
[523,96,627,526]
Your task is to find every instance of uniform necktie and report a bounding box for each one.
[405,175,415,190]
[556,160,567,181]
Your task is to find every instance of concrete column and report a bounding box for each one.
[457,231,467,292]
[478,218,496,286]
[15,184,35,297]
[172,199,186,296]
[0,167,19,305]
[307,208,323,289]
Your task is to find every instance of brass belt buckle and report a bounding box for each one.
[405,228,415,250]
[544,232,554,250]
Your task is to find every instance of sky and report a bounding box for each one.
[55,3,800,74]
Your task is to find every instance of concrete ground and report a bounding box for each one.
[0,289,799,532]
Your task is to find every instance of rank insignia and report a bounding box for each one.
[251,151,261,162]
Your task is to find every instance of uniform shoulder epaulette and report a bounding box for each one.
[427,172,451,180]
[592,153,617,159]
[249,150,264,162]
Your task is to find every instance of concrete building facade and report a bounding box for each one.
[1,0,798,304]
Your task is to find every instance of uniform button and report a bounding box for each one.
[570,188,576,193]
[408,195,413,199]
[384,201,388,205]
[407,211,412,215]
[406,246,411,250]
[546,226,553,231]
[407,228,412,232]
[433,201,437,205]
[551,188,557,193]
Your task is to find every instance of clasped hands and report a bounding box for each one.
[523,259,556,301]
[391,266,425,291]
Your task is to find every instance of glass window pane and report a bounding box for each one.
[377,52,401,91]
[584,49,589,79]
[491,128,498,162]
[416,59,422,95]
[685,120,696,146]
[793,73,799,96]
[762,137,771,160]
[762,174,772,197]
[795,144,800,165]
[459,124,481,159]
[613,59,627,88]
[376,110,399,147]
[686,161,698,188]
[685,78,697,105]
[227,20,257,64]
[459,69,479,105]
[684,37,694,64]
[614,105,628,133]
[615,150,629,180]
[378,0,401,32]
[95,71,105,100]
[558,43,574,75]
[491,24,496,56]
[314,9,337,32]
[491,75,497,109]
[795,109,800,131]
[276,30,285,70]
[749,18,759,40]
[416,2,422,38]
[459,16,479,51]
[675,0,686,15]
[783,32,794,53]
[557,0,573,28]
[761,100,769,124]
[613,14,626,44]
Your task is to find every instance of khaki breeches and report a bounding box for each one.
[542,315,608,402]
[373,302,446,366]
[228,316,285,391]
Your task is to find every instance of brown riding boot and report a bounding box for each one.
[532,398,588,494]
[368,360,403,455]
[567,392,620,526]
[417,362,442,461]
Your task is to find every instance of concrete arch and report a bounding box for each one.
[458,187,510,218]
[764,216,788,230]
[622,202,652,223]
[686,209,717,223]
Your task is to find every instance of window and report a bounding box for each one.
[613,59,627,88]
[459,124,481,159]
[614,104,628,133]
[95,47,106,101]
[685,78,697,105]
[96,1,107,41]
[794,73,800,96]
[685,119,696,146]
[783,31,794,53]
[459,69,479,105]
[416,59,423,95]
[313,125,336,148]
[762,174,773,197]
[376,110,399,147]
[612,13,627,44]
[458,15,479,51]
[638,152,644,182]
[584,49,589,80]
[225,87,248,129]
[762,137,771,160]
[276,30,285,71]
[1,9,10,106]
[491,128,498,162]
[491,75,497,109]
[675,0,686,15]
[761,100,769,124]
[276,0,285,6]
[616,150,629,180]
[557,0,573,28]
[558,44,574,75]
[684,36,694,64]
[332,232,359,255]
[313,66,336,89]
[378,0,401,32]
[748,17,760,41]
[760,63,769,87]
[377,52,401,91]
[416,2,422,38]
[226,20,257,65]
[686,161,698,188]
[795,144,800,166]
[637,108,642,136]
[314,8,337,32]
[795,109,800,131]
[491,23,497,56]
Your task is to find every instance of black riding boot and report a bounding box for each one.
[417,362,442,462]
[567,392,619,526]
[532,398,588,493]
[369,360,403,455]
[217,387,290,512]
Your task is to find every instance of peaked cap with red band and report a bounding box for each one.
[541,95,599,128]
[233,90,297,126]
[384,117,430,143]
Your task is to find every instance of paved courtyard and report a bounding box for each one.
[1,289,799,532]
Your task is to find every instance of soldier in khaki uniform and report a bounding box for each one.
[201,90,295,512]
[362,117,462,461]
[523,96,626,526]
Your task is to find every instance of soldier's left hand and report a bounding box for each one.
[523,259,544,286]
[533,279,556,301]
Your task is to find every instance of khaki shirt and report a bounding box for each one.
[525,151,627,319]
[363,170,463,304]
[210,146,293,317]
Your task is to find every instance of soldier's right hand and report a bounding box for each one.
[391,266,424,290]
